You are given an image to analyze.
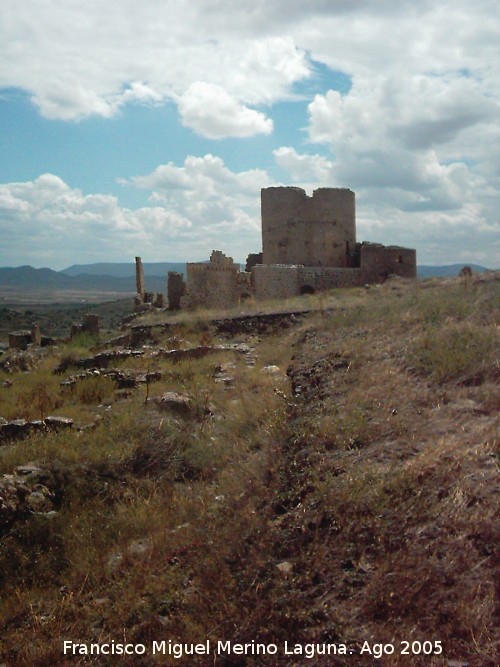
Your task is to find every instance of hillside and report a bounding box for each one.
[0,273,498,665]
[0,266,166,296]
[61,262,187,278]
[417,264,492,278]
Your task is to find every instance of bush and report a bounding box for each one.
[75,375,116,405]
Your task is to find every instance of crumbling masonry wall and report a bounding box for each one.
[360,244,417,283]
[186,251,240,309]
[253,265,365,299]
[252,265,301,300]
[167,272,186,310]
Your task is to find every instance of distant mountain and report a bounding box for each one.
[417,264,492,278]
[0,266,165,293]
[62,262,186,278]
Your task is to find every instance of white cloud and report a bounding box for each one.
[125,154,270,256]
[178,83,273,138]
[1,0,499,265]
[272,143,500,266]
[273,146,334,183]
[0,2,311,133]
[0,174,192,267]
[0,157,272,267]
[299,68,499,264]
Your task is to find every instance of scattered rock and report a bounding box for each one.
[261,365,281,375]
[0,464,57,530]
[156,392,192,416]
[55,349,144,373]
[44,416,74,432]
[0,416,73,442]
[276,561,293,575]
[26,487,54,513]
[0,350,38,373]
[127,537,153,557]
[214,362,236,386]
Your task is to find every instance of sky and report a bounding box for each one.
[0,0,499,270]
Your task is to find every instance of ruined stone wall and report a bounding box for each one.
[245,252,263,272]
[360,244,417,282]
[186,262,239,309]
[261,187,356,268]
[167,271,186,310]
[236,272,253,301]
[252,265,301,300]
[298,267,363,292]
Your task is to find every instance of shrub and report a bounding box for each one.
[66,332,98,349]
[75,375,116,405]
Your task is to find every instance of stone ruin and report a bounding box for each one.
[70,314,100,340]
[167,271,186,310]
[8,324,41,351]
[134,186,416,311]
[7,315,98,351]
[183,187,416,309]
[134,256,169,311]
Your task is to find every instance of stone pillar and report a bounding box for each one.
[30,324,41,346]
[135,256,145,301]
[82,314,99,337]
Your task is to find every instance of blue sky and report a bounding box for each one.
[1,1,498,269]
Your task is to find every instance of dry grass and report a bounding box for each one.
[0,273,498,665]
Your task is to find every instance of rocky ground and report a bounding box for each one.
[0,298,134,343]
[0,274,498,666]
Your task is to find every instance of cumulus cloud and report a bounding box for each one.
[0,174,191,267]
[273,142,499,267]
[0,2,311,132]
[178,83,273,138]
[1,0,499,265]
[124,154,270,256]
[298,66,500,263]
[0,157,272,267]
[273,146,334,184]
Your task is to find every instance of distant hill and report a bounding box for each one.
[417,264,492,278]
[0,266,165,293]
[62,262,186,278]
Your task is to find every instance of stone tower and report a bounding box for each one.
[261,187,356,268]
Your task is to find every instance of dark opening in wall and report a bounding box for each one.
[300,284,315,295]
[240,292,252,302]
[398,255,403,263]
[347,242,361,268]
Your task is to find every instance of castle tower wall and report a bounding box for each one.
[261,187,356,268]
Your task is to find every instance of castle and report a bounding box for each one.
[137,186,416,310]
